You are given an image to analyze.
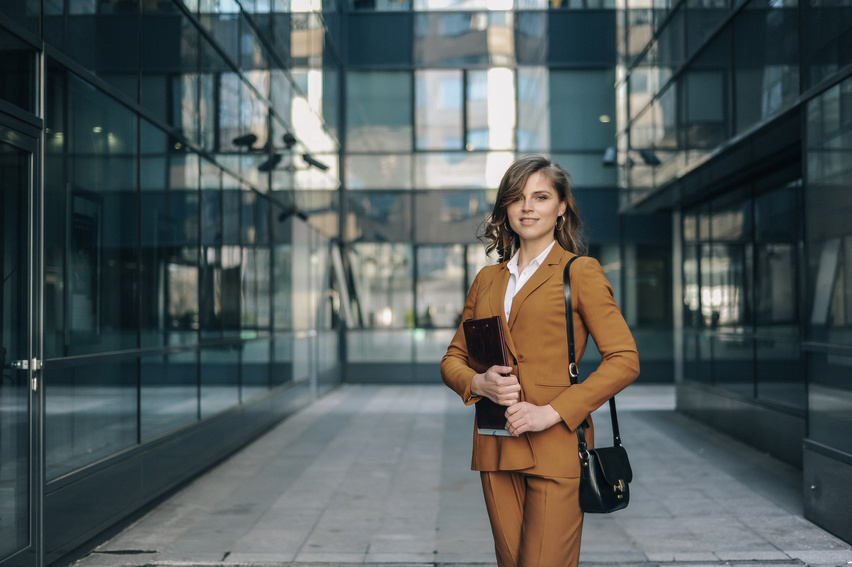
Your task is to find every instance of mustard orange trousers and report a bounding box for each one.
[480,471,584,567]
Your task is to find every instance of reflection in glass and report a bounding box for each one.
[55,72,140,356]
[46,358,138,480]
[550,152,617,187]
[201,345,240,417]
[733,0,800,135]
[805,81,852,449]
[140,5,199,138]
[62,1,139,100]
[801,0,852,89]
[414,0,513,9]
[414,191,493,244]
[685,70,726,150]
[413,151,514,189]
[349,244,414,328]
[517,67,550,151]
[0,28,36,113]
[467,68,516,151]
[0,142,29,559]
[347,191,413,243]
[141,351,199,440]
[347,72,413,153]
[242,339,272,400]
[550,70,616,151]
[414,12,515,66]
[347,329,414,362]
[415,69,463,150]
[809,378,852,455]
[712,333,754,395]
[346,154,413,190]
[416,245,466,328]
[756,327,804,409]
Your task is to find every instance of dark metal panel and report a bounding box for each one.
[803,442,852,544]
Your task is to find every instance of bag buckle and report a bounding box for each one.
[569,362,579,379]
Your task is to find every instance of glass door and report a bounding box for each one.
[0,130,40,567]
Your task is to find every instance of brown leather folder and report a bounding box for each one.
[463,315,513,436]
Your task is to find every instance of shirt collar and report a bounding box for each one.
[507,240,557,276]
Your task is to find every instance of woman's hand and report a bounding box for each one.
[471,365,520,406]
[505,402,562,436]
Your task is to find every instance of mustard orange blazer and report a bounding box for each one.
[441,245,640,479]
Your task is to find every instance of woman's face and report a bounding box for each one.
[506,171,567,250]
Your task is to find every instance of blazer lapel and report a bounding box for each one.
[488,264,519,363]
[507,245,568,330]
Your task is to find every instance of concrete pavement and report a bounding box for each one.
[68,384,852,567]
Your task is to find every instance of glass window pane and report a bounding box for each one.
[347,191,413,242]
[61,4,139,100]
[415,69,463,151]
[347,71,413,152]
[46,358,138,479]
[550,152,617,188]
[416,245,466,328]
[347,329,414,362]
[200,36,228,152]
[517,67,550,151]
[733,0,800,134]
[0,27,36,113]
[756,327,804,410]
[413,151,515,189]
[685,70,726,149]
[414,13,515,65]
[550,70,616,151]
[201,345,241,416]
[683,244,701,328]
[141,351,199,440]
[712,333,754,395]
[414,190,493,244]
[63,73,139,355]
[346,154,413,190]
[808,358,852,454]
[349,244,414,328]
[242,339,272,400]
[466,68,516,151]
[141,6,199,139]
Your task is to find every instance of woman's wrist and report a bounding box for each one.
[468,373,484,400]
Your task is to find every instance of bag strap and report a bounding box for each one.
[562,256,623,452]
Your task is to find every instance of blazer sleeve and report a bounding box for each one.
[549,256,640,430]
[441,269,484,406]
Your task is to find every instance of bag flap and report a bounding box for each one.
[590,446,633,484]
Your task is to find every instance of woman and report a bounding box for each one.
[441,155,639,567]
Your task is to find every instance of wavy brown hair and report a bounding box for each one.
[479,155,586,263]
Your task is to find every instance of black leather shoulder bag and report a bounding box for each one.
[563,255,633,514]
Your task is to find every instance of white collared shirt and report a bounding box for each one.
[504,240,556,321]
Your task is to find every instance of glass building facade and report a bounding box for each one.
[2,0,667,564]
[616,0,852,543]
[1,2,342,565]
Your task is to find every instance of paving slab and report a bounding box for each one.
[66,384,852,567]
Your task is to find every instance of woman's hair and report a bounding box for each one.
[479,155,586,263]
